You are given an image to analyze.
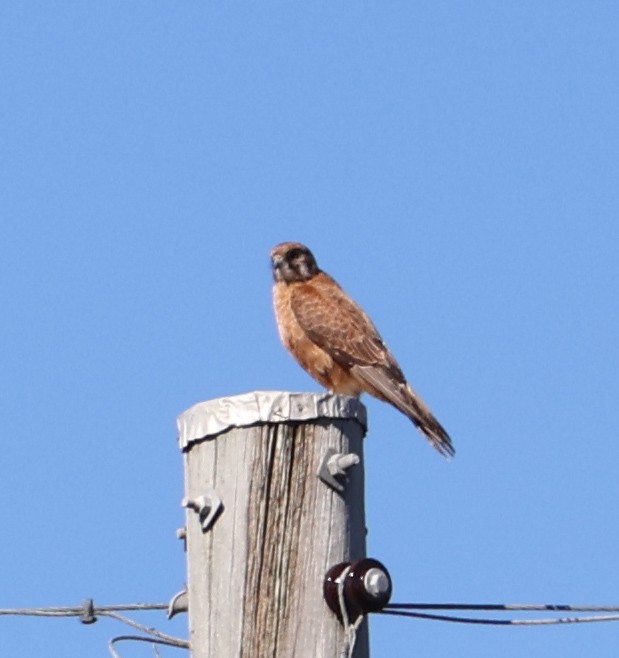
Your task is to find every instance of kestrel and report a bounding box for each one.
[270,241,454,458]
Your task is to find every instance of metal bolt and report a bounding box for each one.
[363,567,391,597]
[318,448,360,492]
[182,490,223,532]
[327,452,360,477]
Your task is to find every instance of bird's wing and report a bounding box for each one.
[290,273,400,373]
[291,274,454,457]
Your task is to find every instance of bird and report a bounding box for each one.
[270,241,454,458]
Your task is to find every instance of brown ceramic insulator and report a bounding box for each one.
[344,558,393,614]
[323,561,351,622]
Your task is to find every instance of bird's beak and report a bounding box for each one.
[271,254,285,282]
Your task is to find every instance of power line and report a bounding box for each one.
[6,596,619,654]
[379,602,619,626]
[0,600,188,654]
[0,601,168,618]
[386,603,619,612]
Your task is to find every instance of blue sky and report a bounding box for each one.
[2,2,619,656]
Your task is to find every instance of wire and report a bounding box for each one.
[379,603,619,626]
[336,564,364,658]
[108,635,186,658]
[0,602,168,618]
[99,611,188,647]
[385,603,619,612]
[0,601,188,649]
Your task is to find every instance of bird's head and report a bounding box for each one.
[271,242,320,283]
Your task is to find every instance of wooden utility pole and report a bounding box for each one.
[177,390,369,658]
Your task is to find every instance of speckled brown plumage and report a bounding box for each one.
[271,241,454,458]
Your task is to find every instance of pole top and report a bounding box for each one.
[177,390,367,450]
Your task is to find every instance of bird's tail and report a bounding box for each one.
[352,364,455,458]
[400,383,455,458]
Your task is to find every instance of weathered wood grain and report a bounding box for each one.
[179,392,368,658]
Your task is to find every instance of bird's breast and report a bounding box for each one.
[272,281,361,394]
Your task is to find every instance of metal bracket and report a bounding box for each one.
[182,489,223,532]
[167,587,188,619]
[317,448,360,492]
[79,598,97,624]
[176,526,187,552]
